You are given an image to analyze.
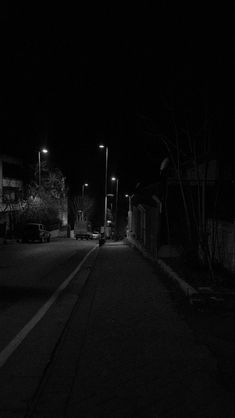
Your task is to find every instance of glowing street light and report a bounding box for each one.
[111,176,119,239]
[38,148,48,186]
[82,183,88,199]
[125,193,134,233]
[99,144,109,238]
[125,194,132,211]
[80,183,89,221]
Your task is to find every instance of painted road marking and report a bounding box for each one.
[0,245,98,368]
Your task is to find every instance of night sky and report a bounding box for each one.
[0,4,233,197]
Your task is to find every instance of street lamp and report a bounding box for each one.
[38,148,48,186]
[81,183,88,221]
[82,183,88,199]
[125,194,132,212]
[99,144,109,238]
[125,194,133,234]
[111,177,119,239]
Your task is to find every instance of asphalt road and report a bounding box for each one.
[23,242,235,417]
[0,240,234,417]
[0,237,96,298]
[0,238,98,416]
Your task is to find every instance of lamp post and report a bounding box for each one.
[125,194,133,235]
[38,148,48,186]
[82,183,88,199]
[125,194,132,212]
[111,177,119,239]
[99,144,108,238]
[81,183,88,221]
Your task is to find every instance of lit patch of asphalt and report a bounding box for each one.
[0,245,98,369]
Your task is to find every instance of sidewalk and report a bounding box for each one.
[28,241,234,417]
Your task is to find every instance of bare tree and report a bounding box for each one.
[69,194,95,227]
[18,165,68,228]
[139,108,219,282]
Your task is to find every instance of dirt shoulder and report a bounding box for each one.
[125,239,235,394]
[152,258,235,394]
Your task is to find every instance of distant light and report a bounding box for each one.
[125,194,129,198]
[84,183,88,187]
[111,177,116,181]
[41,148,48,154]
[99,144,105,149]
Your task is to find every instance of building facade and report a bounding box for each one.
[0,155,24,237]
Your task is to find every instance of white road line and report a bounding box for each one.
[0,245,98,368]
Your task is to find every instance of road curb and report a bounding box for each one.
[125,238,198,299]
[157,258,198,297]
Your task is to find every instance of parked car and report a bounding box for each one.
[75,231,93,240]
[91,231,101,240]
[21,223,51,243]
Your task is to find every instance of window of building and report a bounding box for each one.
[2,187,22,203]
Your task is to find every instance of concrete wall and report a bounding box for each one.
[131,203,161,258]
[208,219,235,272]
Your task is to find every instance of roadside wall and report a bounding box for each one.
[130,203,160,258]
[208,218,235,272]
